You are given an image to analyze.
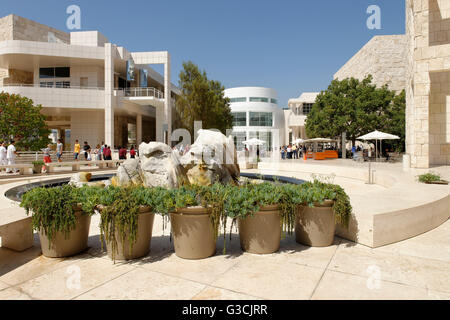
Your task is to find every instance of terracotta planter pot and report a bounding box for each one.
[170,206,216,259]
[238,204,281,254]
[32,164,43,174]
[39,208,91,258]
[295,200,335,247]
[104,206,155,261]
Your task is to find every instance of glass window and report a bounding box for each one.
[303,103,314,115]
[230,97,246,103]
[248,131,272,151]
[232,112,247,127]
[55,81,70,88]
[39,68,54,78]
[249,97,269,103]
[232,131,247,151]
[55,67,70,78]
[249,112,273,127]
[271,98,277,104]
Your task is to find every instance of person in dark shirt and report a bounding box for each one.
[83,141,91,160]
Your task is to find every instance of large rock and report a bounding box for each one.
[115,158,143,186]
[139,142,188,188]
[180,129,240,186]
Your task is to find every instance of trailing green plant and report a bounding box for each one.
[32,160,45,166]
[418,172,441,184]
[97,185,143,262]
[298,180,352,228]
[20,184,88,247]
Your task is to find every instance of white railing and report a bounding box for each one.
[123,87,164,99]
[1,83,105,90]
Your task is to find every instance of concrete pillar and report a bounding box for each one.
[104,43,115,148]
[164,53,171,145]
[136,114,142,145]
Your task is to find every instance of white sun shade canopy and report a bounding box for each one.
[243,138,266,146]
[357,130,400,141]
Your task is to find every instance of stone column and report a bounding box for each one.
[104,43,115,148]
[136,114,142,145]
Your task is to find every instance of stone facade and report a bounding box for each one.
[2,69,33,85]
[334,35,408,93]
[406,0,450,168]
[0,14,69,43]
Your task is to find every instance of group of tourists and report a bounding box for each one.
[172,144,191,156]
[280,144,306,160]
[0,140,19,173]
[72,140,137,161]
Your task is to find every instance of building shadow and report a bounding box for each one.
[429,0,450,46]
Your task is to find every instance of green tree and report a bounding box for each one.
[175,61,233,140]
[305,75,406,151]
[0,92,51,150]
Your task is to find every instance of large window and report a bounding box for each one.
[232,112,247,127]
[249,112,273,127]
[39,67,70,78]
[249,131,272,151]
[249,97,269,103]
[230,97,246,103]
[270,98,277,104]
[302,103,314,115]
[232,131,247,151]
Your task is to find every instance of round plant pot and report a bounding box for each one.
[104,206,155,261]
[33,164,43,174]
[170,206,216,260]
[295,200,335,247]
[39,209,91,258]
[238,204,281,254]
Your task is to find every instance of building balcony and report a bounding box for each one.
[0,83,105,109]
[123,87,164,99]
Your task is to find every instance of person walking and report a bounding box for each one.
[74,140,81,161]
[103,145,112,161]
[118,146,127,160]
[6,140,19,173]
[100,142,105,161]
[0,142,7,172]
[42,144,53,173]
[56,139,63,162]
[130,145,136,159]
[94,145,101,161]
[83,141,91,160]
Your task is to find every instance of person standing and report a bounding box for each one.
[0,142,7,172]
[42,144,53,173]
[130,145,136,159]
[118,146,127,160]
[83,141,91,160]
[74,140,81,161]
[94,145,101,161]
[100,142,105,161]
[6,140,19,173]
[56,139,63,162]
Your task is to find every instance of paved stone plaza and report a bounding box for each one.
[0,161,449,300]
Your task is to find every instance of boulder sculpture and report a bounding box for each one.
[114,142,188,188]
[113,130,240,188]
[180,129,240,186]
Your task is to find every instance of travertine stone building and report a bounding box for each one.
[0,14,179,150]
[406,0,450,168]
[335,0,450,168]
[334,35,408,93]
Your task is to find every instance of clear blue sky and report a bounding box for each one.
[0,0,406,107]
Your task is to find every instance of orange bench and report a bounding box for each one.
[323,150,338,159]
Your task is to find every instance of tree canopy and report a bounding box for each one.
[0,92,51,150]
[305,75,406,151]
[174,61,233,140]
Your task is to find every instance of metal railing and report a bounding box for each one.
[123,87,164,99]
[1,83,105,90]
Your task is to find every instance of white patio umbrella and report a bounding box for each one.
[357,130,400,160]
[243,138,266,146]
[293,138,305,144]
